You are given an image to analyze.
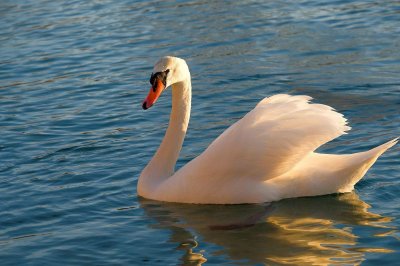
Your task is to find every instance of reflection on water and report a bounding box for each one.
[1,0,399,264]
[177,240,207,266]
[139,193,395,265]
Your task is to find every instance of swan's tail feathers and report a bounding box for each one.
[337,137,398,193]
[369,137,398,156]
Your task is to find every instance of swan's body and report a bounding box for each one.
[138,56,397,204]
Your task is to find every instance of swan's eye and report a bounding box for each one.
[150,71,168,87]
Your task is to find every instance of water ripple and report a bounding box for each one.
[1,0,399,265]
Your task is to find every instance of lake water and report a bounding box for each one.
[1,0,399,265]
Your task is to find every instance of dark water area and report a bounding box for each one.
[1,0,399,265]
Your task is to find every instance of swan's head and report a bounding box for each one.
[142,56,189,110]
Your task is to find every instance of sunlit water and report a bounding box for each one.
[1,0,399,265]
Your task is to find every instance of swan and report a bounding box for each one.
[138,56,397,204]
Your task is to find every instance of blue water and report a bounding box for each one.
[1,0,399,265]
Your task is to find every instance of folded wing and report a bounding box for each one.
[183,94,350,181]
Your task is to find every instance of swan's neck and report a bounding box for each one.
[139,78,191,193]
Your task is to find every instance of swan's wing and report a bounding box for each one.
[187,94,350,181]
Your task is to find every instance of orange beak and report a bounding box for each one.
[142,79,165,110]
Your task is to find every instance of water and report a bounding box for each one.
[1,0,399,265]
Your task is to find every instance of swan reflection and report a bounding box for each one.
[139,193,395,265]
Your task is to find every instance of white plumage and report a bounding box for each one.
[138,56,397,204]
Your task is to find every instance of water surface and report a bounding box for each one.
[1,0,399,265]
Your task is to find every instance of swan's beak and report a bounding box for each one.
[142,79,165,110]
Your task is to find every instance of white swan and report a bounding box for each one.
[138,56,397,204]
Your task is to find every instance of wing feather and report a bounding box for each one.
[182,94,350,181]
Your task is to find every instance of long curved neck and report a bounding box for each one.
[139,77,191,192]
[156,79,191,175]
